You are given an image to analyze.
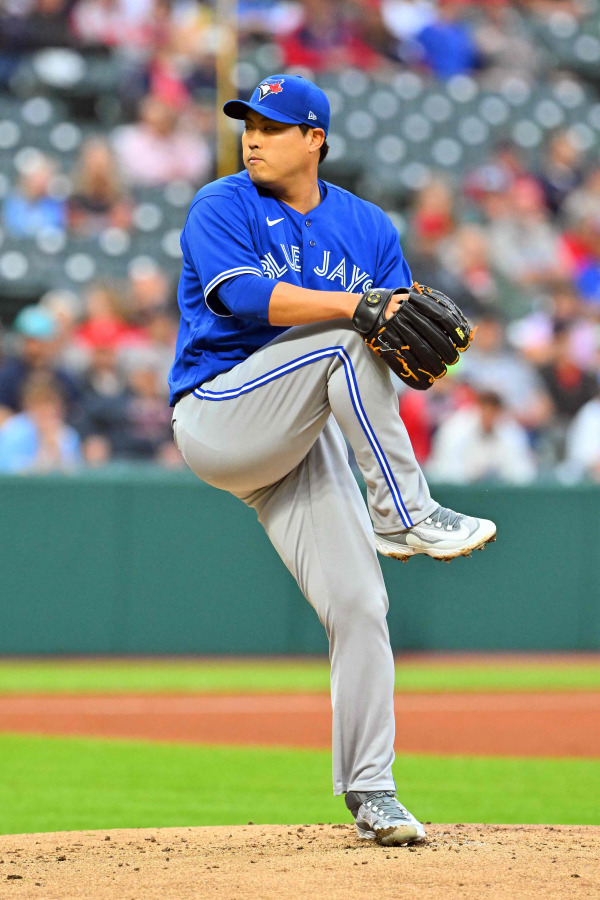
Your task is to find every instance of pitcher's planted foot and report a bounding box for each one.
[345,790,426,846]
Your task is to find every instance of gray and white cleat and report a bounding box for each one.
[375,505,496,563]
[345,790,426,846]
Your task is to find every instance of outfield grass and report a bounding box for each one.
[0,734,598,835]
[0,658,599,694]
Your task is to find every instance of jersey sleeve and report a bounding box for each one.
[372,215,412,289]
[216,273,276,322]
[181,192,275,321]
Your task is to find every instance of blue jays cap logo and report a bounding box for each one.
[257,79,284,101]
[223,74,330,136]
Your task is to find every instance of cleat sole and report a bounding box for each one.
[375,528,497,563]
[356,823,426,846]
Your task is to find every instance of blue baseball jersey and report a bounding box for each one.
[168,169,412,406]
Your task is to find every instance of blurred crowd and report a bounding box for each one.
[0,0,594,94]
[400,130,600,486]
[0,268,182,472]
[1,0,600,481]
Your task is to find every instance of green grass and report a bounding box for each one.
[0,734,598,835]
[0,658,599,694]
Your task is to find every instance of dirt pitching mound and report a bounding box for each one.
[0,824,598,899]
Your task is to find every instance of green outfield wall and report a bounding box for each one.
[1,470,598,654]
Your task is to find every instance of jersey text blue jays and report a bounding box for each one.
[168,170,412,405]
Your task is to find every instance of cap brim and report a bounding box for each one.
[223,99,304,126]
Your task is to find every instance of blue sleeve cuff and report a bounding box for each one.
[216,273,277,323]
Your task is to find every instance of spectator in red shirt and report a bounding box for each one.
[279,0,384,72]
[537,321,599,426]
[74,282,147,359]
[559,202,600,307]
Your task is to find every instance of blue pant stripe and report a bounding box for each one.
[338,347,413,529]
[193,345,413,529]
[193,348,334,400]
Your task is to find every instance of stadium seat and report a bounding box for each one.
[133,203,164,234]
[422,93,454,124]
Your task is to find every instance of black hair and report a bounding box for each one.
[298,123,329,163]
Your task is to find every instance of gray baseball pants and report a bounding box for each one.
[172,320,437,795]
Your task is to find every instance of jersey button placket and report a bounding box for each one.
[305,219,315,248]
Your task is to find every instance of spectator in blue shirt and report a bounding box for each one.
[0,373,81,473]
[416,1,480,79]
[0,306,80,426]
[3,154,66,238]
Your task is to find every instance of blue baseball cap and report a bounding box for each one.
[13,305,57,340]
[223,74,330,137]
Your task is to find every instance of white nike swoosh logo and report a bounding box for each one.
[267,217,284,226]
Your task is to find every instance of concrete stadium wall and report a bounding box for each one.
[1,470,598,654]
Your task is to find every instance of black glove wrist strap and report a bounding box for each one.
[352,287,398,337]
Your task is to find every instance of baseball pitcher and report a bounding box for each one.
[169,74,496,846]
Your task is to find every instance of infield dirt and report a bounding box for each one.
[1,691,599,756]
[0,824,598,899]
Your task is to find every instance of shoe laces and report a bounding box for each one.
[424,505,462,531]
[363,791,410,821]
